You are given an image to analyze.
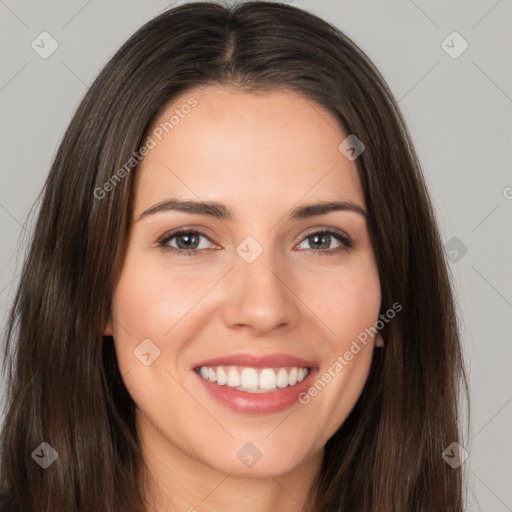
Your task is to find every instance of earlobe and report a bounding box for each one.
[374,333,384,348]
[103,318,113,336]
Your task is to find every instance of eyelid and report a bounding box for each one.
[297,226,351,245]
[156,227,219,249]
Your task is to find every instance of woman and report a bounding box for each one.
[0,2,467,511]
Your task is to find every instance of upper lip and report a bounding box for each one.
[192,352,318,370]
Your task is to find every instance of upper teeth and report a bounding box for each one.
[198,366,310,392]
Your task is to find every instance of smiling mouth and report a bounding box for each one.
[194,365,311,393]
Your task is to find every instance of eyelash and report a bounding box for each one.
[156,227,352,257]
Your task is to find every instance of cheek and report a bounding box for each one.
[334,273,381,344]
[108,249,229,404]
[111,251,212,338]
[109,259,201,425]
[299,256,381,344]
[294,258,380,433]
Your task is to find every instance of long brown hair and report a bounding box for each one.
[0,2,468,511]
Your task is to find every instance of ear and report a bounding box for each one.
[103,317,113,336]
[374,333,384,348]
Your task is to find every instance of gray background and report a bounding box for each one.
[1,0,511,510]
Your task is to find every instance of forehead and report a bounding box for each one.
[134,85,365,213]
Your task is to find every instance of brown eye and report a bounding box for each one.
[157,229,216,256]
[172,232,201,250]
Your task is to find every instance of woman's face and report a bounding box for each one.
[106,85,381,478]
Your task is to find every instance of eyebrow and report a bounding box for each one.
[136,198,368,222]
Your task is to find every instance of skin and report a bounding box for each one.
[104,84,381,512]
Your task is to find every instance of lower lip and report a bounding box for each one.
[194,368,318,414]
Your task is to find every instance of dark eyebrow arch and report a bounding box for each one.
[289,200,367,220]
[137,199,231,221]
[136,198,367,222]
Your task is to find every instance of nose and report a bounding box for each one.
[222,247,301,336]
